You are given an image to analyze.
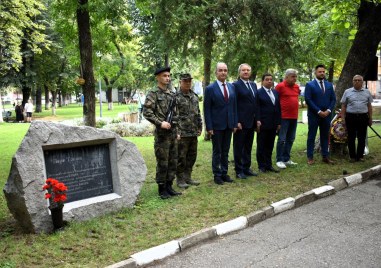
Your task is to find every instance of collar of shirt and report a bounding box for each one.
[351,87,364,92]
[263,87,271,91]
[217,79,226,87]
[217,80,229,97]
[315,78,324,84]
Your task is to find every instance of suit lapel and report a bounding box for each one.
[214,81,225,101]
[240,79,256,101]
[264,88,274,105]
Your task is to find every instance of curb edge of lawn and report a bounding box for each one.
[105,164,381,268]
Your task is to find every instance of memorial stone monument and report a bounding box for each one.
[3,121,147,233]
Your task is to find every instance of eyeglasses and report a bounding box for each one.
[353,80,363,82]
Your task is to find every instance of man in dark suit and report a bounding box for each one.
[233,63,259,179]
[305,64,336,165]
[256,73,281,173]
[204,62,238,185]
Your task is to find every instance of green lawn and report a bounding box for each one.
[0,107,380,267]
[3,102,135,122]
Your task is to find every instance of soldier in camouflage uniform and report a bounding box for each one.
[143,67,181,199]
[176,73,203,189]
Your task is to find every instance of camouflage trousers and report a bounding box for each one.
[176,136,198,181]
[154,130,178,184]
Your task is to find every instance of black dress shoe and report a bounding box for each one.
[267,167,280,173]
[222,175,234,183]
[258,168,267,173]
[214,177,224,185]
[236,173,248,179]
[244,169,258,176]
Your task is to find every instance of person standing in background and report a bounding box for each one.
[143,67,181,199]
[24,99,34,123]
[204,62,238,185]
[137,92,146,123]
[275,69,300,169]
[341,75,373,162]
[304,64,336,165]
[176,73,202,188]
[15,101,24,123]
[256,73,281,173]
[233,63,259,179]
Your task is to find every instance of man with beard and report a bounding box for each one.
[304,64,336,165]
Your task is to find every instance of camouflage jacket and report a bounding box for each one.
[143,86,177,132]
[176,90,202,137]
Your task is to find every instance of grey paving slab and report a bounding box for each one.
[151,177,381,268]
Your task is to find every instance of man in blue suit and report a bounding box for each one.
[256,73,281,173]
[233,63,259,179]
[304,64,336,165]
[204,62,238,185]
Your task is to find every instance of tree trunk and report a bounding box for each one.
[20,34,33,107]
[77,0,96,127]
[58,90,62,107]
[51,90,57,116]
[35,86,42,112]
[0,97,3,123]
[22,86,32,107]
[328,60,334,83]
[164,54,169,68]
[44,84,50,110]
[104,76,113,110]
[106,87,112,110]
[203,18,214,141]
[335,1,381,108]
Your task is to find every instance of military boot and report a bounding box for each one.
[166,181,182,196]
[177,178,190,189]
[158,183,171,199]
[185,178,200,186]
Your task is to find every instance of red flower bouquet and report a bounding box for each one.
[42,178,68,209]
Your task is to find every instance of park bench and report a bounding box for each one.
[2,111,12,122]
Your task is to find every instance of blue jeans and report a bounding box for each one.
[276,119,297,162]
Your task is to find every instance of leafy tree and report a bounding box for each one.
[333,0,381,104]
[0,0,46,77]
[1,0,48,106]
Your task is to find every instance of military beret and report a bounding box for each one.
[179,73,193,80]
[154,66,171,76]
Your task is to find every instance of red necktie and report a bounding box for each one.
[222,83,228,102]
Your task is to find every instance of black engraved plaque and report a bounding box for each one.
[44,143,114,203]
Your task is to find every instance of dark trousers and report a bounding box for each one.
[345,113,368,160]
[233,127,255,174]
[177,136,198,181]
[211,129,232,178]
[256,128,277,170]
[154,130,178,184]
[307,114,331,159]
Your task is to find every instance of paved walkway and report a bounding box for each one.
[152,177,381,268]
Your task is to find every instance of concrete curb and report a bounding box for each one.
[271,197,295,214]
[130,240,179,266]
[311,185,335,198]
[213,216,248,235]
[106,258,136,268]
[294,190,316,208]
[105,165,381,267]
[178,228,216,251]
[328,178,348,191]
[344,173,363,186]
